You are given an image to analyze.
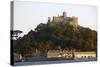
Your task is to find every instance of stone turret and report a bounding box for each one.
[70,16,78,31]
[63,11,67,18]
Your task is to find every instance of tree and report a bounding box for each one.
[11,30,23,40]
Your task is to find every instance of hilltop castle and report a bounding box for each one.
[47,11,78,31]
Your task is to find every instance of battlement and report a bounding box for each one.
[47,11,78,31]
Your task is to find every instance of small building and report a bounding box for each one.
[47,50,96,60]
[47,50,74,59]
[14,53,22,62]
[23,51,47,61]
[14,51,96,62]
[74,51,96,60]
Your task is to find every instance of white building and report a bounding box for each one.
[47,50,96,60]
[74,51,96,60]
[47,50,73,59]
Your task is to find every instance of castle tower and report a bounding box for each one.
[63,11,67,23]
[63,11,67,18]
[71,16,78,31]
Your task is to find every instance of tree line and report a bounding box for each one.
[11,22,97,56]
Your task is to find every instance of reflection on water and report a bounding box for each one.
[14,58,97,66]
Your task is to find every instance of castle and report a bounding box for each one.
[47,11,78,31]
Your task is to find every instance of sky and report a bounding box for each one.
[14,1,98,35]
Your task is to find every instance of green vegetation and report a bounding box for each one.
[11,22,97,56]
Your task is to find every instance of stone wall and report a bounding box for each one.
[52,16,64,23]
